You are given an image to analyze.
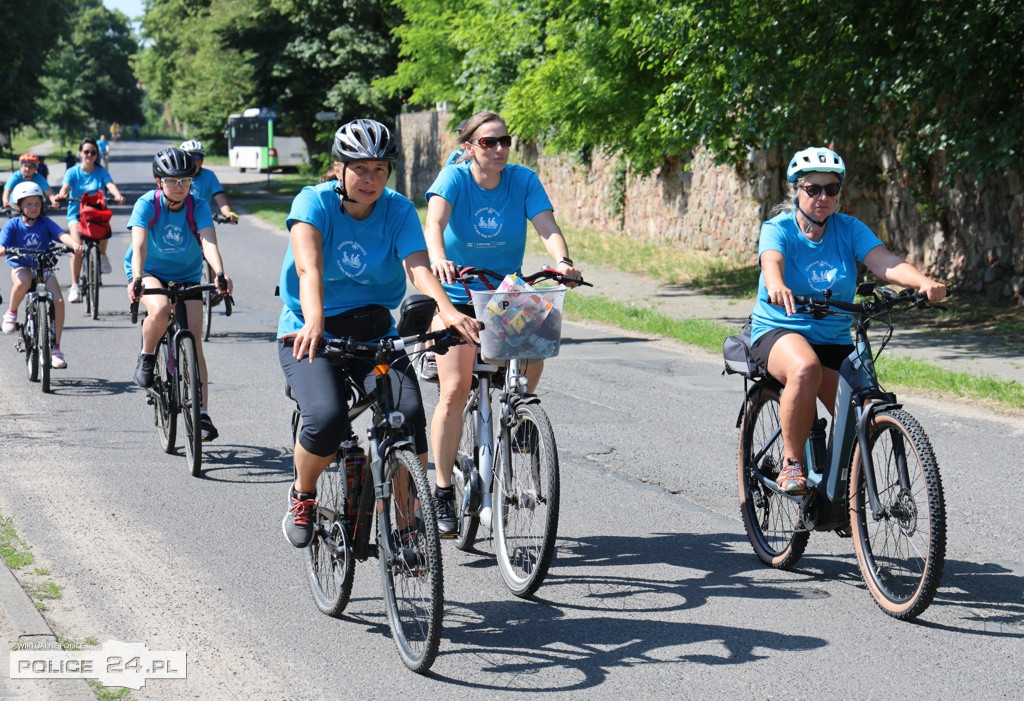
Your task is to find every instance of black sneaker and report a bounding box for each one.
[199,414,219,442]
[434,486,457,538]
[282,488,317,548]
[134,353,156,388]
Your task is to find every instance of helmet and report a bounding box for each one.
[331,119,397,163]
[11,182,44,207]
[179,139,206,157]
[786,147,846,183]
[152,147,197,179]
[18,153,39,164]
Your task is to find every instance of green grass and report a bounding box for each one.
[0,516,34,570]
[89,680,133,700]
[29,580,63,600]
[226,173,313,199]
[245,202,290,230]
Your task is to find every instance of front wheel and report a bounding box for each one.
[25,305,39,383]
[305,458,354,617]
[850,408,945,620]
[155,341,177,453]
[494,401,559,598]
[37,301,51,393]
[378,449,443,674]
[176,332,202,476]
[202,263,214,342]
[452,389,481,551]
[87,244,100,320]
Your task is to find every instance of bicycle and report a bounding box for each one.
[445,267,590,597]
[80,236,103,320]
[7,244,71,393]
[201,213,238,341]
[130,279,232,476]
[727,284,946,620]
[286,295,463,673]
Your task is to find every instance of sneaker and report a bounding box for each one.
[68,283,83,303]
[50,348,67,369]
[283,488,317,548]
[777,459,808,495]
[134,352,156,388]
[100,254,112,274]
[199,414,219,442]
[418,351,438,382]
[434,486,457,538]
[1,310,16,334]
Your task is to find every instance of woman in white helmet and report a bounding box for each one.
[179,140,238,223]
[748,146,947,495]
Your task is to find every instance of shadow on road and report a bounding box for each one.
[198,443,293,484]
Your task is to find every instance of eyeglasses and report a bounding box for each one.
[801,182,841,198]
[82,150,98,156]
[162,177,192,187]
[473,135,512,149]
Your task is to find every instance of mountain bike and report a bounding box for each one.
[728,284,946,620]
[201,213,237,341]
[447,267,589,597]
[286,295,462,673]
[131,279,232,476]
[8,244,71,393]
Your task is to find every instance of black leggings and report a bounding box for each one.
[278,342,427,457]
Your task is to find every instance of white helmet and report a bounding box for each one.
[787,147,846,183]
[179,139,206,157]
[11,182,45,207]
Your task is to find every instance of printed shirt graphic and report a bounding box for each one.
[0,216,64,268]
[426,162,553,304]
[277,182,426,339]
[190,168,225,204]
[123,190,214,282]
[751,211,883,345]
[61,165,112,223]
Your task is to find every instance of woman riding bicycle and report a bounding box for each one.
[125,147,233,443]
[749,146,946,495]
[3,154,59,211]
[423,110,582,536]
[278,118,479,548]
[56,137,126,298]
[179,140,239,222]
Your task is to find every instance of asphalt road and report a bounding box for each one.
[0,139,1021,698]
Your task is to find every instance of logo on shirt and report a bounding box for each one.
[336,240,368,283]
[473,207,503,239]
[805,260,838,291]
[24,232,43,250]
[162,226,186,250]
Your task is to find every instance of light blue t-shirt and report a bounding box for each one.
[5,172,51,193]
[123,190,214,283]
[751,211,884,345]
[277,182,426,339]
[97,138,109,155]
[61,165,113,223]
[190,168,224,204]
[426,162,553,304]
[0,216,64,268]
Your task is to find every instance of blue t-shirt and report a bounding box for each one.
[751,211,884,345]
[61,165,113,223]
[190,168,224,204]
[5,172,51,193]
[123,190,214,283]
[1,216,65,268]
[97,139,109,155]
[277,182,426,339]
[426,162,553,304]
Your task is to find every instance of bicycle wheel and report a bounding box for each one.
[737,384,809,568]
[176,332,203,476]
[37,302,51,393]
[378,449,443,673]
[452,388,481,551]
[493,401,559,598]
[850,408,945,620]
[202,263,214,342]
[87,245,100,320]
[155,341,177,453]
[25,305,39,383]
[305,457,355,617]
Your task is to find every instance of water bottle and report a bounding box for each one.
[807,418,828,474]
[341,439,365,519]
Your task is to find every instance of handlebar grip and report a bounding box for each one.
[130,301,139,325]
[224,295,233,316]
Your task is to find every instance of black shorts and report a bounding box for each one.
[750,328,854,373]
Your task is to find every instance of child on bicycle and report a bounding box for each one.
[125,147,233,443]
[0,183,82,368]
[3,154,59,211]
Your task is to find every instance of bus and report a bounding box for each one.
[225,107,308,172]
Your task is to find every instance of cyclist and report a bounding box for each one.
[749,146,946,495]
[3,154,59,211]
[0,182,81,368]
[56,137,126,298]
[424,109,582,535]
[125,147,233,443]
[278,118,479,548]
[97,134,110,169]
[179,140,239,222]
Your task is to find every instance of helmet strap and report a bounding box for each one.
[795,199,828,229]
[334,164,356,205]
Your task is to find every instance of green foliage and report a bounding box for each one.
[0,0,68,133]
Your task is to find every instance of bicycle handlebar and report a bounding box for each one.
[282,325,470,360]
[212,213,238,224]
[792,287,941,319]
[130,282,233,325]
[454,266,592,288]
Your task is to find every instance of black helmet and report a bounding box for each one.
[331,119,397,163]
[152,147,197,178]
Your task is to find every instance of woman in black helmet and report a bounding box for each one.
[125,147,233,442]
[278,118,479,548]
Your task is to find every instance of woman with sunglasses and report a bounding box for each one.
[423,110,581,536]
[749,146,946,495]
[56,137,126,300]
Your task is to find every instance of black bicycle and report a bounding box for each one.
[201,213,237,341]
[131,279,232,476]
[81,236,103,320]
[287,295,462,673]
[8,244,71,393]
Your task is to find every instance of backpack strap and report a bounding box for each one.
[148,191,202,246]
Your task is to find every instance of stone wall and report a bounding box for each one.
[396,110,1024,301]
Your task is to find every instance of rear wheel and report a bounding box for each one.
[25,305,39,383]
[177,332,202,476]
[452,389,481,551]
[305,458,355,617]
[737,383,809,568]
[37,302,51,393]
[155,341,177,453]
[850,409,945,620]
[87,244,100,320]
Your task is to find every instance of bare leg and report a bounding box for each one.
[766,334,823,467]
[428,314,475,489]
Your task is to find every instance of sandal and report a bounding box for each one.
[777,459,807,495]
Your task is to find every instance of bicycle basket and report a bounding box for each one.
[470,285,566,360]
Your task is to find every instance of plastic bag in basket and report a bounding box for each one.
[485,274,553,339]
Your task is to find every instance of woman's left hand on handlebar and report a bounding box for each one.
[918,279,947,304]
[438,307,480,346]
[216,274,234,296]
[555,260,583,287]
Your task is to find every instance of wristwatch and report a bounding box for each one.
[557,256,574,267]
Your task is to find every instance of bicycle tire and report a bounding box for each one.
[493,401,559,598]
[850,408,946,620]
[87,245,100,320]
[737,384,809,568]
[378,449,443,673]
[25,305,39,383]
[305,456,355,617]
[452,389,481,550]
[37,301,51,393]
[155,341,177,453]
[176,332,202,476]
[202,263,213,342]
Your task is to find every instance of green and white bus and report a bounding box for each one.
[225,107,308,172]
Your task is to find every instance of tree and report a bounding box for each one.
[0,0,68,135]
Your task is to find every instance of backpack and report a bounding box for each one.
[78,191,113,240]
[722,317,763,378]
[148,190,201,246]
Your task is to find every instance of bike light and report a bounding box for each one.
[388,411,405,428]
[516,375,529,393]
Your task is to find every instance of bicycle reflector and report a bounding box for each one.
[374,363,389,376]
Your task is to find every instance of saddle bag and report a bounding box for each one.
[722,317,762,378]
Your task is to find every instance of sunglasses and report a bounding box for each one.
[162,177,192,187]
[473,135,512,149]
[82,150,98,156]
[801,182,841,198]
